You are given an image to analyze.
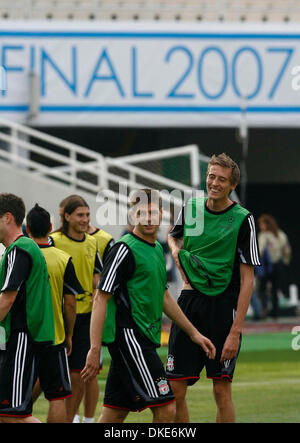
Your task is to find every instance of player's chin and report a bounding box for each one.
[142,225,157,234]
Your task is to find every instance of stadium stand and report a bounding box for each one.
[1,0,300,22]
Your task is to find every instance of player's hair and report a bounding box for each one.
[129,189,162,209]
[58,195,89,235]
[26,204,51,238]
[258,213,279,237]
[0,193,25,227]
[59,194,81,210]
[207,153,240,185]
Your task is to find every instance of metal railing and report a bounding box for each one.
[0,117,207,223]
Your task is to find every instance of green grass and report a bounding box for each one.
[33,331,300,423]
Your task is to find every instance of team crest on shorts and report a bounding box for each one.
[157,378,170,395]
[166,355,174,372]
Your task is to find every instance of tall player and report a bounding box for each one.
[50,195,102,423]
[167,153,261,423]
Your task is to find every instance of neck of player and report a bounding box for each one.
[133,226,157,244]
[67,226,85,241]
[206,196,233,212]
[3,228,23,248]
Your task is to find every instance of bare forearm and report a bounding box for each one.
[63,298,76,338]
[90,290,110,351]
[231,268,254,335]
[0,291,17,322]
[163,290,197,338]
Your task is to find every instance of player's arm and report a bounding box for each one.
[0,291,18,322]
[81,289,112,382]
[92,251,102,297]
[81,242,134,382]
[0,247,31,322]
[221,264,254,363]
[163,289,215,359]
[167,205,188,284]
[62,257,82,355]
[221,214,260,363]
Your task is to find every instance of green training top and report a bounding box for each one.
[101,233,167,346]
[179,197,249,296]
[0,236,55,344]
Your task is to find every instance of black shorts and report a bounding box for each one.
[36,342,72,401]
[0,331,36,418]
[68,313,102,372]
[104,327,175,412]
[166,290,241,385]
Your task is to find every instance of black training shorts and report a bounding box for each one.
[36,342,72,401]
[104,327,175,412]
[166,290,241,385]
[68,313,102,372]
[0,330,36,418]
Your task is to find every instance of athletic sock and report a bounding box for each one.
[82,417,95,423]
[73,414,81,423]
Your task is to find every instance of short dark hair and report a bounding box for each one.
[129,189,162,209]
[26,204,51,238]
[0,193,25,226]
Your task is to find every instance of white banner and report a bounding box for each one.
[0,20,300,127]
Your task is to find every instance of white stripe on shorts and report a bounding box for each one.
[123,328,158,399]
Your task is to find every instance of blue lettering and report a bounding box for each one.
[198,46,228,99]
[267,47,294,99]
[131,47,153,98]
[1,45,24,96]
[232,46,262,100]
[165,46,194,99]
[41,46,77,96]
[84,48,125,98]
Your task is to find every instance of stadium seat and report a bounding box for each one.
[0,0,299,22]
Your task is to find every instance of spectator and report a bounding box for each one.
[257,214,292,319]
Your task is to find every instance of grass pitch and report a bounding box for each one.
[33,331,300,423]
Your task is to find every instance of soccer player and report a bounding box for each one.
[59,195,114,264]
[166,153,261,423]
[58,194,114,423]
[0,193,55,423]
[26,203,84,422]
[81,189,216,423]
[50,195,102,423]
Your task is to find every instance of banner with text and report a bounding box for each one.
[1,21,300,127]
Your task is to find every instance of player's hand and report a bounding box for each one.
[190,332,216,360]
[81,348,100,382]
[65,335,73,356]
[220,332,240,363]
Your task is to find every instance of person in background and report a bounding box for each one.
[257,214,292,320]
